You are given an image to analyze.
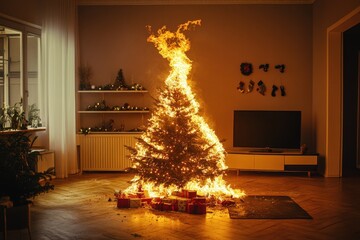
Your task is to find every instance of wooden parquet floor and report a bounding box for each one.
[5,171,360,240]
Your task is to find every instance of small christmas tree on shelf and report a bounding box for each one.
[125,20,244,199]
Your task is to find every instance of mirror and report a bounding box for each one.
[0,25,22,108]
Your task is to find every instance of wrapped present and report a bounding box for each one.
[187,203,195,214]
[140,198,152,204]
[162,197,173,204]
[117,198,130,208]
[167,196,179,211]
[171,191,182,197]
[196,203,206,214]
[164,197,179,205]
[151,202,163,211]
[114,190,121,198]
[163,203,173,211]
[130,198,141,208]
[221,199,236,207]
[182,189,188,198]
[187,191,197,199]
[192,197,206,204]
[178,198,191,212]
[187,202,207,214]
[127,193,138,198]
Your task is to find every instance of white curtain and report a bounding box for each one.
[41,0,78,178]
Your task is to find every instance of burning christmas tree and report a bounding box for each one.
[125,20,244,200]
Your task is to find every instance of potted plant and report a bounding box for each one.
[27,104,42,128]
[0,132,54,235]
[0,106,8,131]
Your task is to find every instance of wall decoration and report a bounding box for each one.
[259,64,269,72]
[237,81,245,93]
[257,80,266,95]
[280,85,286,96]
[271,85,278,97]
[240,62,253,76]
[237,62,287,97]
[275,64,286,73]
[247,80,255,93]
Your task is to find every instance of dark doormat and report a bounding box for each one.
[228,195,312,219]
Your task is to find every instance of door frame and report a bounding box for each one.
[326,6,360,177]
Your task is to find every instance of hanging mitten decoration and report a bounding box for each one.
[275,64,285,73]
[271,85,278,97]
[237,81,245,93]
[257,80,266,95]
[280,85,286,96]
[247,80,255,93]
[259,64,269,72]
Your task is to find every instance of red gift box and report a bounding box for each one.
[221,199,236,207]
[178,198,191,212]
[196,203,206,214]
[117,198,130,208]
[187,202,206,214]
[171,191,182,197]
[193,197,206,204]
[141,198,152,204]
[173,202,179,211]
[182,189,188,198]
[187,203,195,214]
[151,202,163,211]
[163,203,173,211]
[127,194,138,198]
[187,191,197,199]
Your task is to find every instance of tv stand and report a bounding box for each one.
[249,148,283,153]
[226,151,318,177]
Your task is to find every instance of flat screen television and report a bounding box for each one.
[233,110,301,152]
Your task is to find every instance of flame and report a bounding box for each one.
[124,20,245,200]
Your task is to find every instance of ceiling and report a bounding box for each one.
[78,0,316,5]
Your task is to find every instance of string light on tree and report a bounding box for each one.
[125,20,245,199]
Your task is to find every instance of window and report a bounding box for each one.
[0,15,42,126]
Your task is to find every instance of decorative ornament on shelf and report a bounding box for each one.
[240,62,253,76]
[115,69,129,90]
[130,83,145,91]
[85,100,148,112]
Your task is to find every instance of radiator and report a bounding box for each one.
[79,133,140,171]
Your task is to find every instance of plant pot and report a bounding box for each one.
[0,203,32,239]
[6,203,31,230]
